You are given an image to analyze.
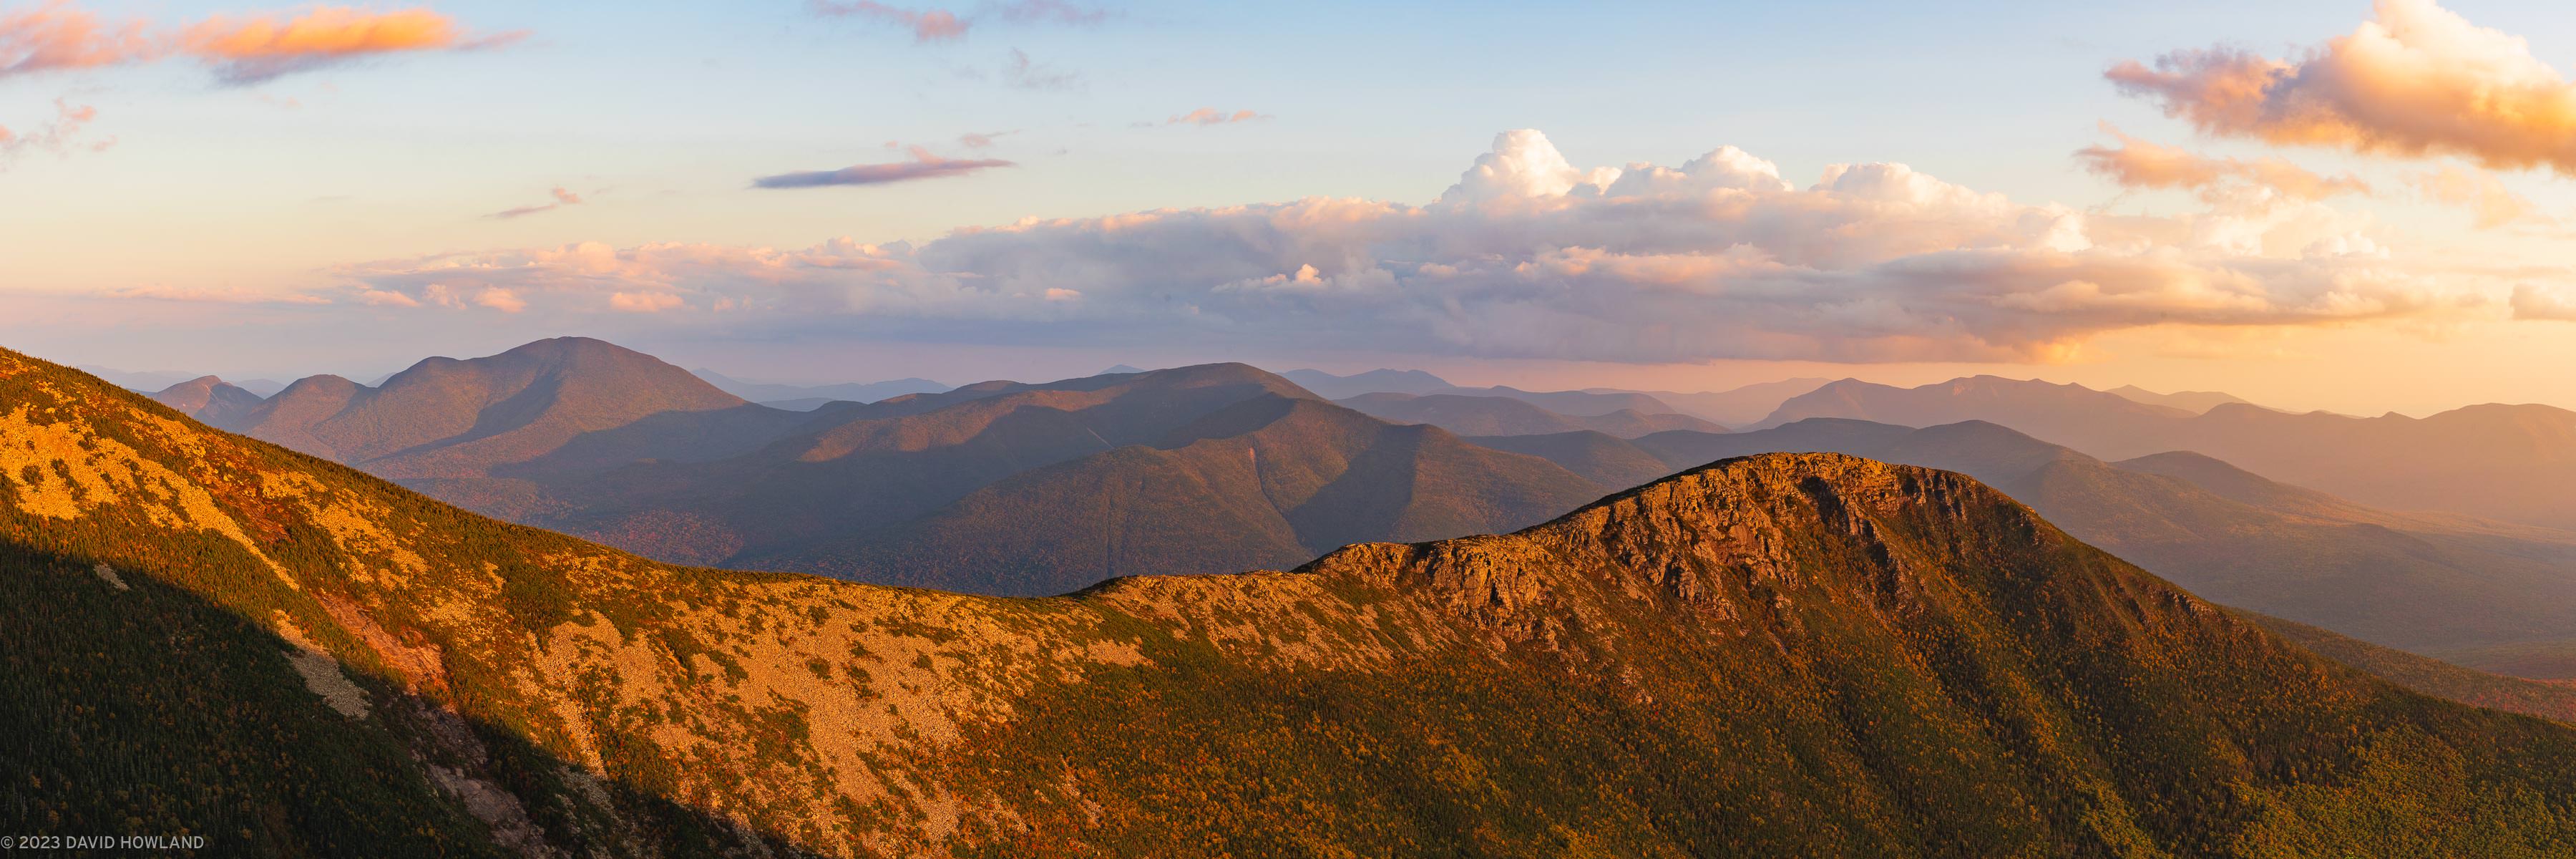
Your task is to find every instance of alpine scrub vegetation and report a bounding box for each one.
[4,346,2575,856]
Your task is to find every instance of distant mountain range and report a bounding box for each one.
[691,367,950,409]
[1753,375,2576,531]
[1613,377,1837,425]
[1277,369,1845,427]
[140,340,2576,661]
[1279,368,1692,417]
[13,346,2576,853]
[150,341,1607,596]
[84,365,286,397]
[2105,384,2249,413]
[545,363,1609,596]
[1335,392,1727,437]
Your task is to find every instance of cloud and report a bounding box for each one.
[2075,125,2368,202]
[2109,0,2576,173]
[487,185,586,219]
[0,97,111,166]
[326,129,2492,364]
[2511,284,2576,321]
[107,285,329,304]
[956,130,1013,148]
[1444,129,1631,203]
[1000,47,1076,89]
[472,288,525,312]
[1153,107,1268,127]
[2411,165,2545,228]
[0,3,514,84]
[811,1,1102,43]
[180,6,523,84]
[752,147,1014,188]
[608,291,683,313]
[0,1,154,77]
[809,1,966,43]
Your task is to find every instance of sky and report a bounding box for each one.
[4,0,2575,416]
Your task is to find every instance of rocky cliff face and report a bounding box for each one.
[6,348,2575,857]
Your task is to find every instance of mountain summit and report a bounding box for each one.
[219,336,766,475]
[8,349,2576,855]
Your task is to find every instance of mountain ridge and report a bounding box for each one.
[8,349,2576,855]
[1478,417,2576,655]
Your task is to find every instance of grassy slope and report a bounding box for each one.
[6,350,2576,855]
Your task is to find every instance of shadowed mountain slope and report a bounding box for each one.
[1337,392,1727,438]
[210,353,1611,596]
[1279,367,1458,398]
[1752,376,2576,530]
[1483,419,2576,654]
[7,351,2576,855]
[691,368,950,405]
[763,394,1610,595]
[513,363,1335,569]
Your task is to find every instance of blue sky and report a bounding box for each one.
[4,1,2575,414]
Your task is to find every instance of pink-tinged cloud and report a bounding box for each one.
[809,0,1103,42]
[2110,0,2576,174]
[2512,284,2576,321]
[752,147,1013,188]
[473,288,525,313]
[608,291,684,313]
[0,97,108,165]
[0,3,514,84]
[1160,107,1267,127]
[1001,47,1075,89]
[181,6,524,84]
[2075,125,2368,201]
[107,285,329,304]
[809,1,968,42]
[333,130,2491,364]
[2412,166,2544,228]
[487,185,586,219]
[0,1,154,77]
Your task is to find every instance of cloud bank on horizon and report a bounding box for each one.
[315,128,2497,364]
[9,0,2576,389]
